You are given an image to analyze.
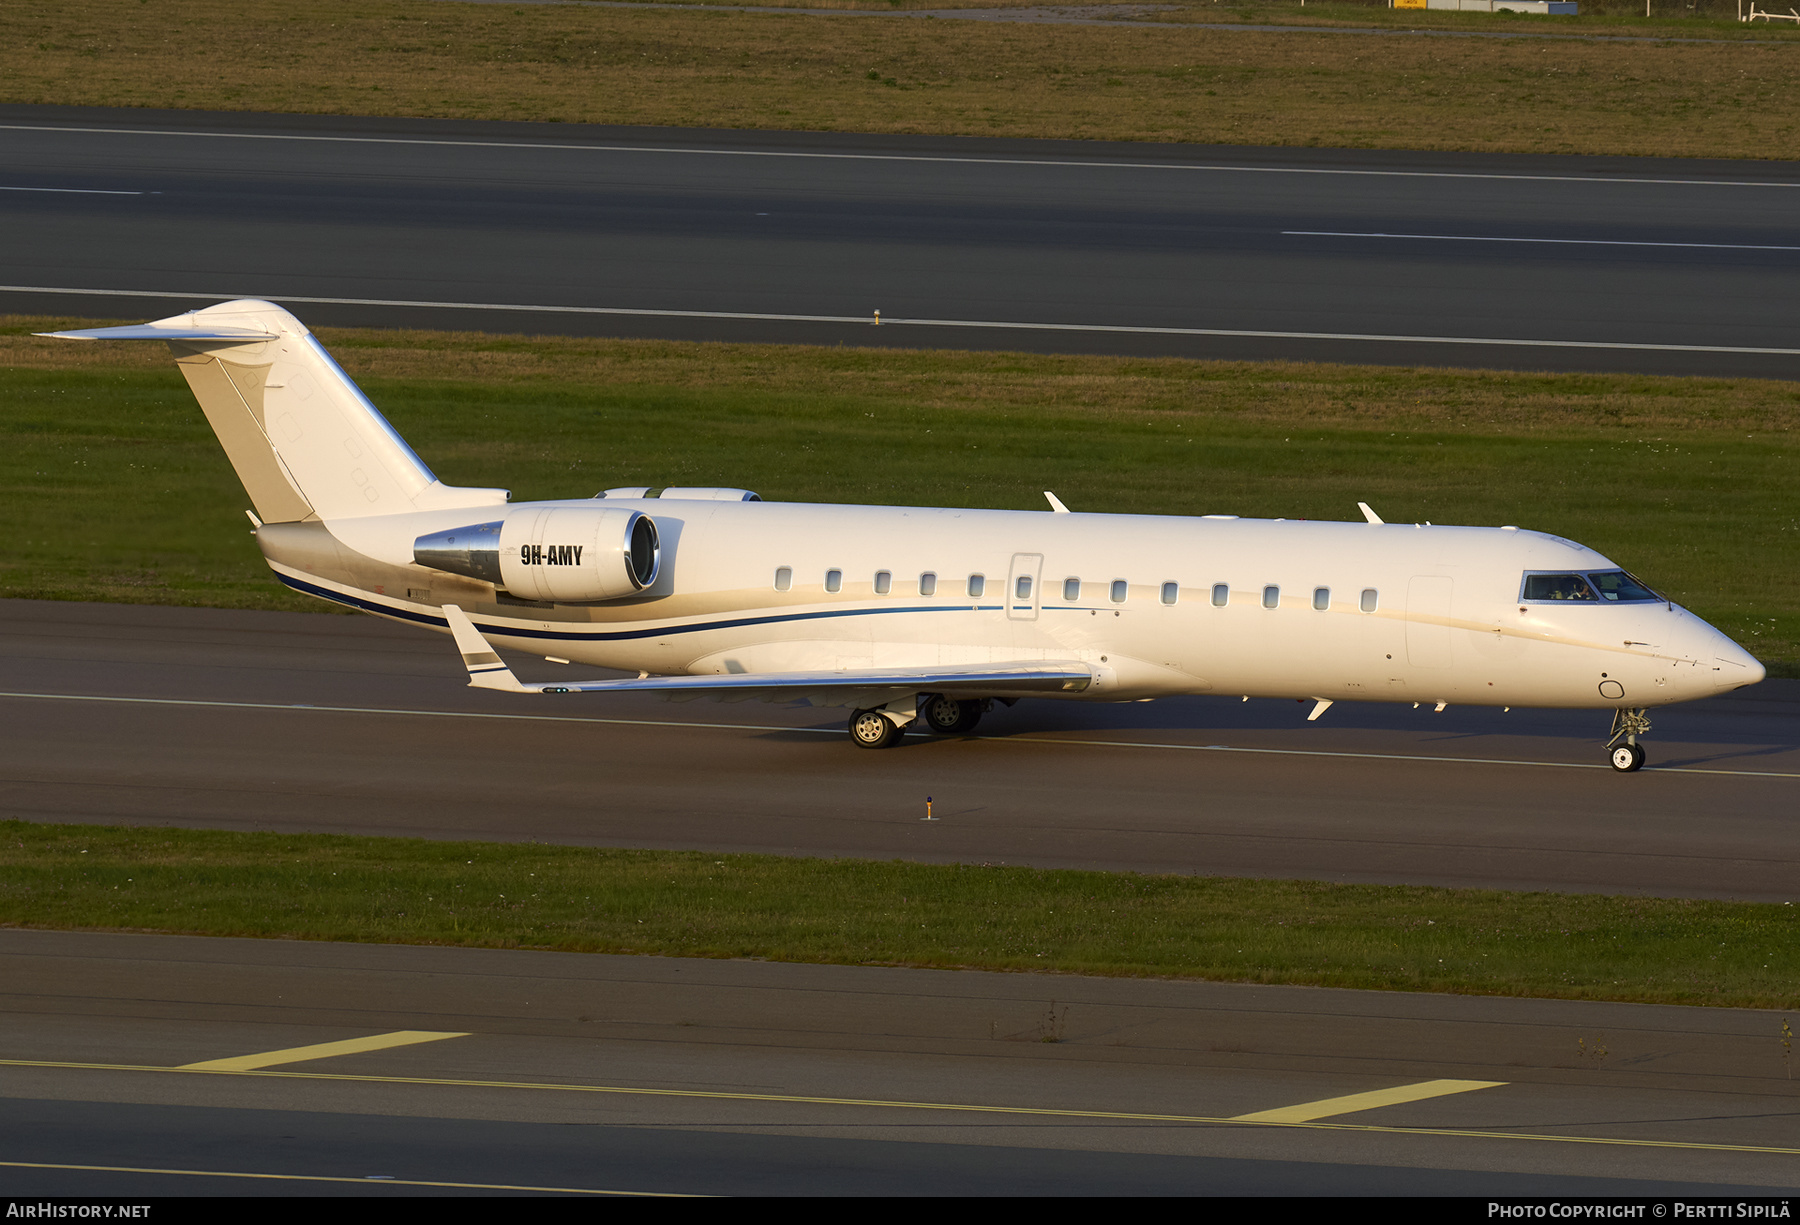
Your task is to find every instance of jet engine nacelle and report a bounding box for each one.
[415,506,660,602]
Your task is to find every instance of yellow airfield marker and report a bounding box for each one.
[1232,1078,1506,1124]
[179,1030,470,1071]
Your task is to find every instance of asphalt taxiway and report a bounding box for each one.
[4,106,1800,377]
[5,597,1798,1194]
[3,928,1798,1196]
[2,598,1795,901]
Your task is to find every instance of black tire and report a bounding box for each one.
[849,708,899,749]
[921,695,981,735]
[1609,743,1646,773]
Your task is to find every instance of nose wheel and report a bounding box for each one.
[1606,708,1651,772]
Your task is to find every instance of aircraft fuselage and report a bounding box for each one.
[263,498,1760,712]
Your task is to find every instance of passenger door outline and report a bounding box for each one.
[1007,553,1044,622]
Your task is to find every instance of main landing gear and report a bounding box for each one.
[920,694,983,736]
[848,707,901,749]
[1606,708,1651,773]
[848,695,985,748]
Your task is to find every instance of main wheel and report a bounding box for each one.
[849,708,899,749]
[1609,743,1646,773]
[921,695,982,735]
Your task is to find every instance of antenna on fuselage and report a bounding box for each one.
[1357,502,1384,525]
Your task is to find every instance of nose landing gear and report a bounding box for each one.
[1606,708,1651,772]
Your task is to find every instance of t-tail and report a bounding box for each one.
[41,299,508,523]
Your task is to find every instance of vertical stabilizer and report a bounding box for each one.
[41,300,508,522]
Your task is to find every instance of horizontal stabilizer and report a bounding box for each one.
[37,324,278,341]
[440,606,1094,699]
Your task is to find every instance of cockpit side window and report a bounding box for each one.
[1521,573,1597,602]
[1588,570,1661,602]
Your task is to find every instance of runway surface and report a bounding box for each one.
[4,106,1800,377]
[491,0,1800,44]
[3,598,1796,901]
[3,928,1798,1195]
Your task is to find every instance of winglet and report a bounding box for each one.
[442,605,529,692]
[1357,502,1384,525]
[1045,491,1071,514]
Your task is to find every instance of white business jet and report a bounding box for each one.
[46,300,1764,771]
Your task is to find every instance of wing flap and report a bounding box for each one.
[531,665,1094,697]
[441,605,1094,699]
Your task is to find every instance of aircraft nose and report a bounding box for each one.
[1712,640,1765,690]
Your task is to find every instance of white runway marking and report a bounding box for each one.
[3,691,1793,779]
[2,121,1798,189]
[7,284,1800,358]
[1286,229,1800,253]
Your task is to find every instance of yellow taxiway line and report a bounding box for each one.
[5,1058,1798,1159]
[0,1159,693,1196]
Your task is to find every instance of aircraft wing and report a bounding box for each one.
[442,605,1094,700]
[36,324,280,341]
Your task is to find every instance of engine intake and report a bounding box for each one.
[415,507,659,602]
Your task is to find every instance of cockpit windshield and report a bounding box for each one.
[1588,570,1661,602]
[1521,570,1661,604]
[1522,573,1596,602]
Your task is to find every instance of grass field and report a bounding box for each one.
[4,822,1797,1009]
[3,316,1796,670]
[4,0,1799,158]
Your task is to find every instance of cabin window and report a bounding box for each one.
[967,574,985,598]
[1360,588,1379,613]
[1063,577,1081,602]
[1521,573,1596,602]
[774,567,792,592]
[1312,587,1330,611]
[1262,585,1280,609]
[1015,575,1033,600]
[874,570,891,595]
[825,569,843,594]
[1211,583,1229,608]
[1110,579,1128,603]
[1160,582,1179,606]
[919,571,937,596]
